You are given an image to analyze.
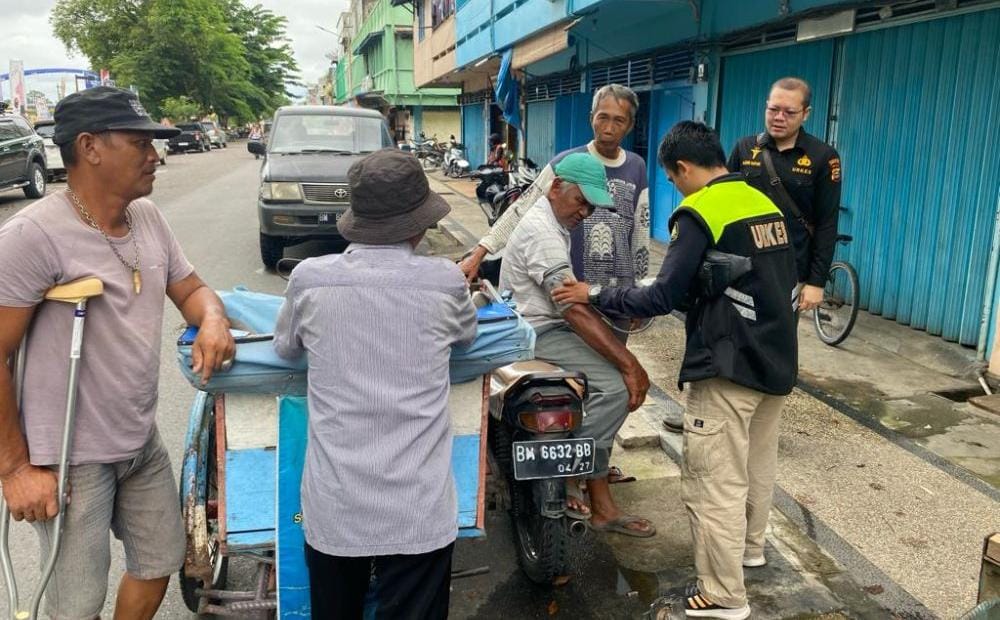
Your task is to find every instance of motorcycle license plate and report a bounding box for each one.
[512,438,595,481]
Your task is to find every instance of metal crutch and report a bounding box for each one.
[1,277,104,620]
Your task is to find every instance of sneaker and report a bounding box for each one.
[742,554,766,568]
[684,585,751,619]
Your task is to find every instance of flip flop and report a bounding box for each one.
[565,480,591,520]
[608,465,637,484]
[590,515,656,538]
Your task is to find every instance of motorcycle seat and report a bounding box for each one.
[495,360,563,385]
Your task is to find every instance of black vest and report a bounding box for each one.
[671,176,799,395]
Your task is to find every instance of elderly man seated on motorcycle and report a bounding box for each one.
[499,152,655,537]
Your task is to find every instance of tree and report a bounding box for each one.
[220,1,299,121]
[51,0,298,123]
[160,96,202,123]
[25,90,48,106]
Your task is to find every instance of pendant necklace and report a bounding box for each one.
[67,188,142,294]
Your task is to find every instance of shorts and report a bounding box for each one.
[31,427,185,619]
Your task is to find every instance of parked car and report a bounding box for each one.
[248,105,394,268]
[153,138,168,165]
[32,120,65,181]
[168,123,212,153]
[200,121,227,149]
[0,114,47,198]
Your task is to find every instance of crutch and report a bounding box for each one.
[1,277,104,620]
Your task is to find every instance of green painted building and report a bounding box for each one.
[334,0,460,143]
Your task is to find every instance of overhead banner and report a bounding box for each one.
[9,60,25,117]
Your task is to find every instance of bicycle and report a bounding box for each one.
[813,234,860,346]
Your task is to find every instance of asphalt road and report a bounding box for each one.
[0,144,651,619]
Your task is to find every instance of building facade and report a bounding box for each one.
[332,0,462,144]
[422,0,1000,354]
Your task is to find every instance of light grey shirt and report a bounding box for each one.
[273,242,477,557]
[499,196,575,333]
[0,191,193,465]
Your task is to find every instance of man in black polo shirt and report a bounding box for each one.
[728,76,842,313]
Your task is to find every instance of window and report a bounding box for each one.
[0,121,19,142]
[269,114,393,154]
[431,0,455,28]
[12,117,34,137]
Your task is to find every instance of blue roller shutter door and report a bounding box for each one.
[462,102,486,168]
[836,9,1000,346]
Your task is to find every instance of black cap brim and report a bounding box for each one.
[105,119,181,139]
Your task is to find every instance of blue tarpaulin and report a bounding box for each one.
[494,48,521,132]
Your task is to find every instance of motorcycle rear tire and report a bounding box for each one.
[488,418,569,584]
[511,482,570,585]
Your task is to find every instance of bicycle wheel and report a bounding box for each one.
[813,261,859,346]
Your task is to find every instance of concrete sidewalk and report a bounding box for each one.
[431,170,998,618]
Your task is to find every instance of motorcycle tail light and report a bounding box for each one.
[519,410,580,433]
[529,393,573,407]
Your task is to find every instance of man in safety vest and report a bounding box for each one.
[553,121,798,620]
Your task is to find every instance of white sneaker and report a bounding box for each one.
[742,554,766,568]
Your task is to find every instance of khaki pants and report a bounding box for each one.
[681,377,786,608]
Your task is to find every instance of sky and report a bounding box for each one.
[0,0,347,104]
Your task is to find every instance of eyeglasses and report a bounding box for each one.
[765,105,804,117]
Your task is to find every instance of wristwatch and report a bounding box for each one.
[587,284,603,305]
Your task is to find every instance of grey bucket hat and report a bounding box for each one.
[337,148,451,245]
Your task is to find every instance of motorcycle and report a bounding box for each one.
[470,165,509,226]
[474,274,593,584]
[471,158,541,227]
[409,132,444,169]
[443,135,470,178]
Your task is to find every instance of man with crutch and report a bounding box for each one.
[0,86,234,620]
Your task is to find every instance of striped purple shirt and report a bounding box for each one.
[273,242,477,556]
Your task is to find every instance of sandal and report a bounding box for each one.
[608,465,636,484]
[590,514,656,538]
[565,480,591,520]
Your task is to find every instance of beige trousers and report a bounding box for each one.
[681,377,786,608]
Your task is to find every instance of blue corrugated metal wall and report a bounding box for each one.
[647,87,695,241]
[526,101,556,166]
[555,92,593,154]
[462,102,486,168]
[837,9,1000,346]
[717,39,835,154]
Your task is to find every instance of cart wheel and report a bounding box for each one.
[180,421,229,613]
[180,537,229,613]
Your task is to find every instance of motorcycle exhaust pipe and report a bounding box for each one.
[568,519,588,538]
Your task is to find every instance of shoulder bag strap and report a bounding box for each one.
[757,133,814,236]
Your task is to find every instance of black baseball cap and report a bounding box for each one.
[53,86,180,146]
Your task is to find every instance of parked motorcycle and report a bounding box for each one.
[474,276,593,584]
[470,165,509,225]
[409,132,444,169]
[471,158,541,226]
[443,135,470,178]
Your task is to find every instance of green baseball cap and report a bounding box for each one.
[553,153,615,210]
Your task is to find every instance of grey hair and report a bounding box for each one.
[590,84,639,123]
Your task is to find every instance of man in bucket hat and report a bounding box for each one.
[0,85,234,618]
[273,148,478,619]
